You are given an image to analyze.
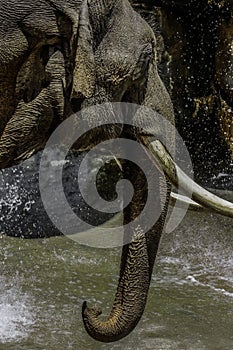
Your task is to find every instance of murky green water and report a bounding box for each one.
[1,209,233,350]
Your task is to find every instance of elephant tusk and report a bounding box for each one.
[170,192,202,210]
[139,136,233,218]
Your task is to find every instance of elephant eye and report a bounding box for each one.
[131,44,153,82]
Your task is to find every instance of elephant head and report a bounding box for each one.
[0,0,232,344]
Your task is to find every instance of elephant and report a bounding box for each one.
[0,0,233,343]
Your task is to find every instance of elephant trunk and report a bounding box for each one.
[82,236,152,342]
[82,155,169,342]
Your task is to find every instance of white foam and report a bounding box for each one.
[0,280,35,343]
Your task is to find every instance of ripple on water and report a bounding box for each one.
[186,275,233,298]
[0,278,35,344]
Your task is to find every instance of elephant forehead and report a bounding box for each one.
[94,5,154,84]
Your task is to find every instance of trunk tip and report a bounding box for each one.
[82,301,102,318]
[82,300,87,314]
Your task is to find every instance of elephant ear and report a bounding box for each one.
[73,0,95,98]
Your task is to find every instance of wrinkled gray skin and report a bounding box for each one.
[0,0,174,342]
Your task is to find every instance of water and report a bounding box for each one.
[0,276,34,344]
[1,208,232,350]
[0,152,232,349]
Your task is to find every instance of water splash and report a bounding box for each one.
[0,277,35,343]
